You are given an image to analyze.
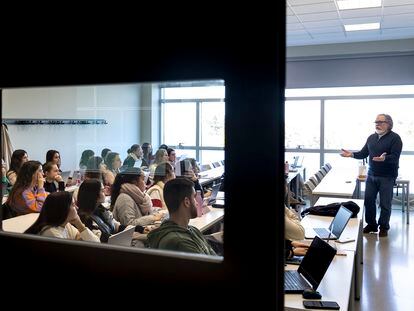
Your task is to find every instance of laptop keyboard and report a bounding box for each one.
[314,227,331,238]
[285,270,312,291]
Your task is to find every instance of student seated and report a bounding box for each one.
[6,160,48,216]
[147,178,217,255]
[25,191,100,242]
[146,162,175,209]
[6,149,29,186]
[77,179,130,243]
[43,162,65,193]
[123,144,148,168]
[111,167,163,227]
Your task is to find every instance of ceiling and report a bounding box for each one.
[287,0,414,46]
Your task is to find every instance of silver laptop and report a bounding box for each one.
[107,226,135,246]
[305,205,353,240]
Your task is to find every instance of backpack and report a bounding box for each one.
[301,201,360,218]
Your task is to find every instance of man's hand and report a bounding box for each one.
[373,152,386,162]
[340,149,353,157]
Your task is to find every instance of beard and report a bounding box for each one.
[375,128,386,135]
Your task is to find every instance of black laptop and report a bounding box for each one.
[207,183,221,205]
[285,236,337,293]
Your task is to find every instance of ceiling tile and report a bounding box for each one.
[297,11,339,22]
[303,19,343,28]
[342,16,382,24]
[291,2,337,14]
[339,7,382,19]
[384,0,414,6]
[382,14,414,27]
[288,0,333,5]
[287,15,300,23]
[307,25,344,34]
[384,4,414,14]
[287,23,306,30]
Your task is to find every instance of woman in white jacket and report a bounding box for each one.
[111,167,163,227]
[24,191,100,242]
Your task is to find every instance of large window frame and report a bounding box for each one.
[285,88,414,193]
[160,82,225,164]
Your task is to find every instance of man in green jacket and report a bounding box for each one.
[147,178,216,255]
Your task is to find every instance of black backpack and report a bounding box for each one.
[301,201,360,218]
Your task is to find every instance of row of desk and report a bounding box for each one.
[285,197,364,311]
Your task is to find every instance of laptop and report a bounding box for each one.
[107,226,135,247]
[285,236,337,293]
[207,183,221,205]
[305,205,353,240]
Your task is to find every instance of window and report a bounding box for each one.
[285,86,414,190]
[161,82,225,165]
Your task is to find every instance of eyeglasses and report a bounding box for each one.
[374,121,388,125]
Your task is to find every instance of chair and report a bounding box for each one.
[315,171,324,182]
[320,166,329,175]
[220,160,225,166]
[309,176,319,187]
[212,161,221,168]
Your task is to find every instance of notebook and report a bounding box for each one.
[107,226,135,247]
[285,236,337,293]
[305,205,353,240]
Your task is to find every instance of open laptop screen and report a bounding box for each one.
[298,236,337,290]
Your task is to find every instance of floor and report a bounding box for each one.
[355,206,414,311]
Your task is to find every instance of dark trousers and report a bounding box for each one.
[364,175,395,230]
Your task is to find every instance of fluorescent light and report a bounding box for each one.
[344,22,380,31]
[337,0,382,10]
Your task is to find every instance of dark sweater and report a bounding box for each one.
[353,131,402,178]
[44,180,65,193]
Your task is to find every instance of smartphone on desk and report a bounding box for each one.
[303,301,340,310]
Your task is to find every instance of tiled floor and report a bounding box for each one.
[355,207,414,311]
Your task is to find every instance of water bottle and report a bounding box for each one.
[196,190,203,217]
[76,172,81,186]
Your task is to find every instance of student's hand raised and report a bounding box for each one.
[55,174,64,182]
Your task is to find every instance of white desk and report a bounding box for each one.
[312,168,357,206]
[189,206,224,233]
[285,250,355,311]
[3,206,224,235]
[199,166,224,186]
[2,213,39,233]
[306,197,365,301]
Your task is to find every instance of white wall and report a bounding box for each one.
[2,84,143,170]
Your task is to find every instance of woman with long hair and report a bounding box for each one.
[25,191,100,242]
[148,148,169,179]
[79,149,95,170]
[6,149,29,185]
[77,179,130,243]
[45,149,62,170]
[7,160,48,216]
[111,167,163,227]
